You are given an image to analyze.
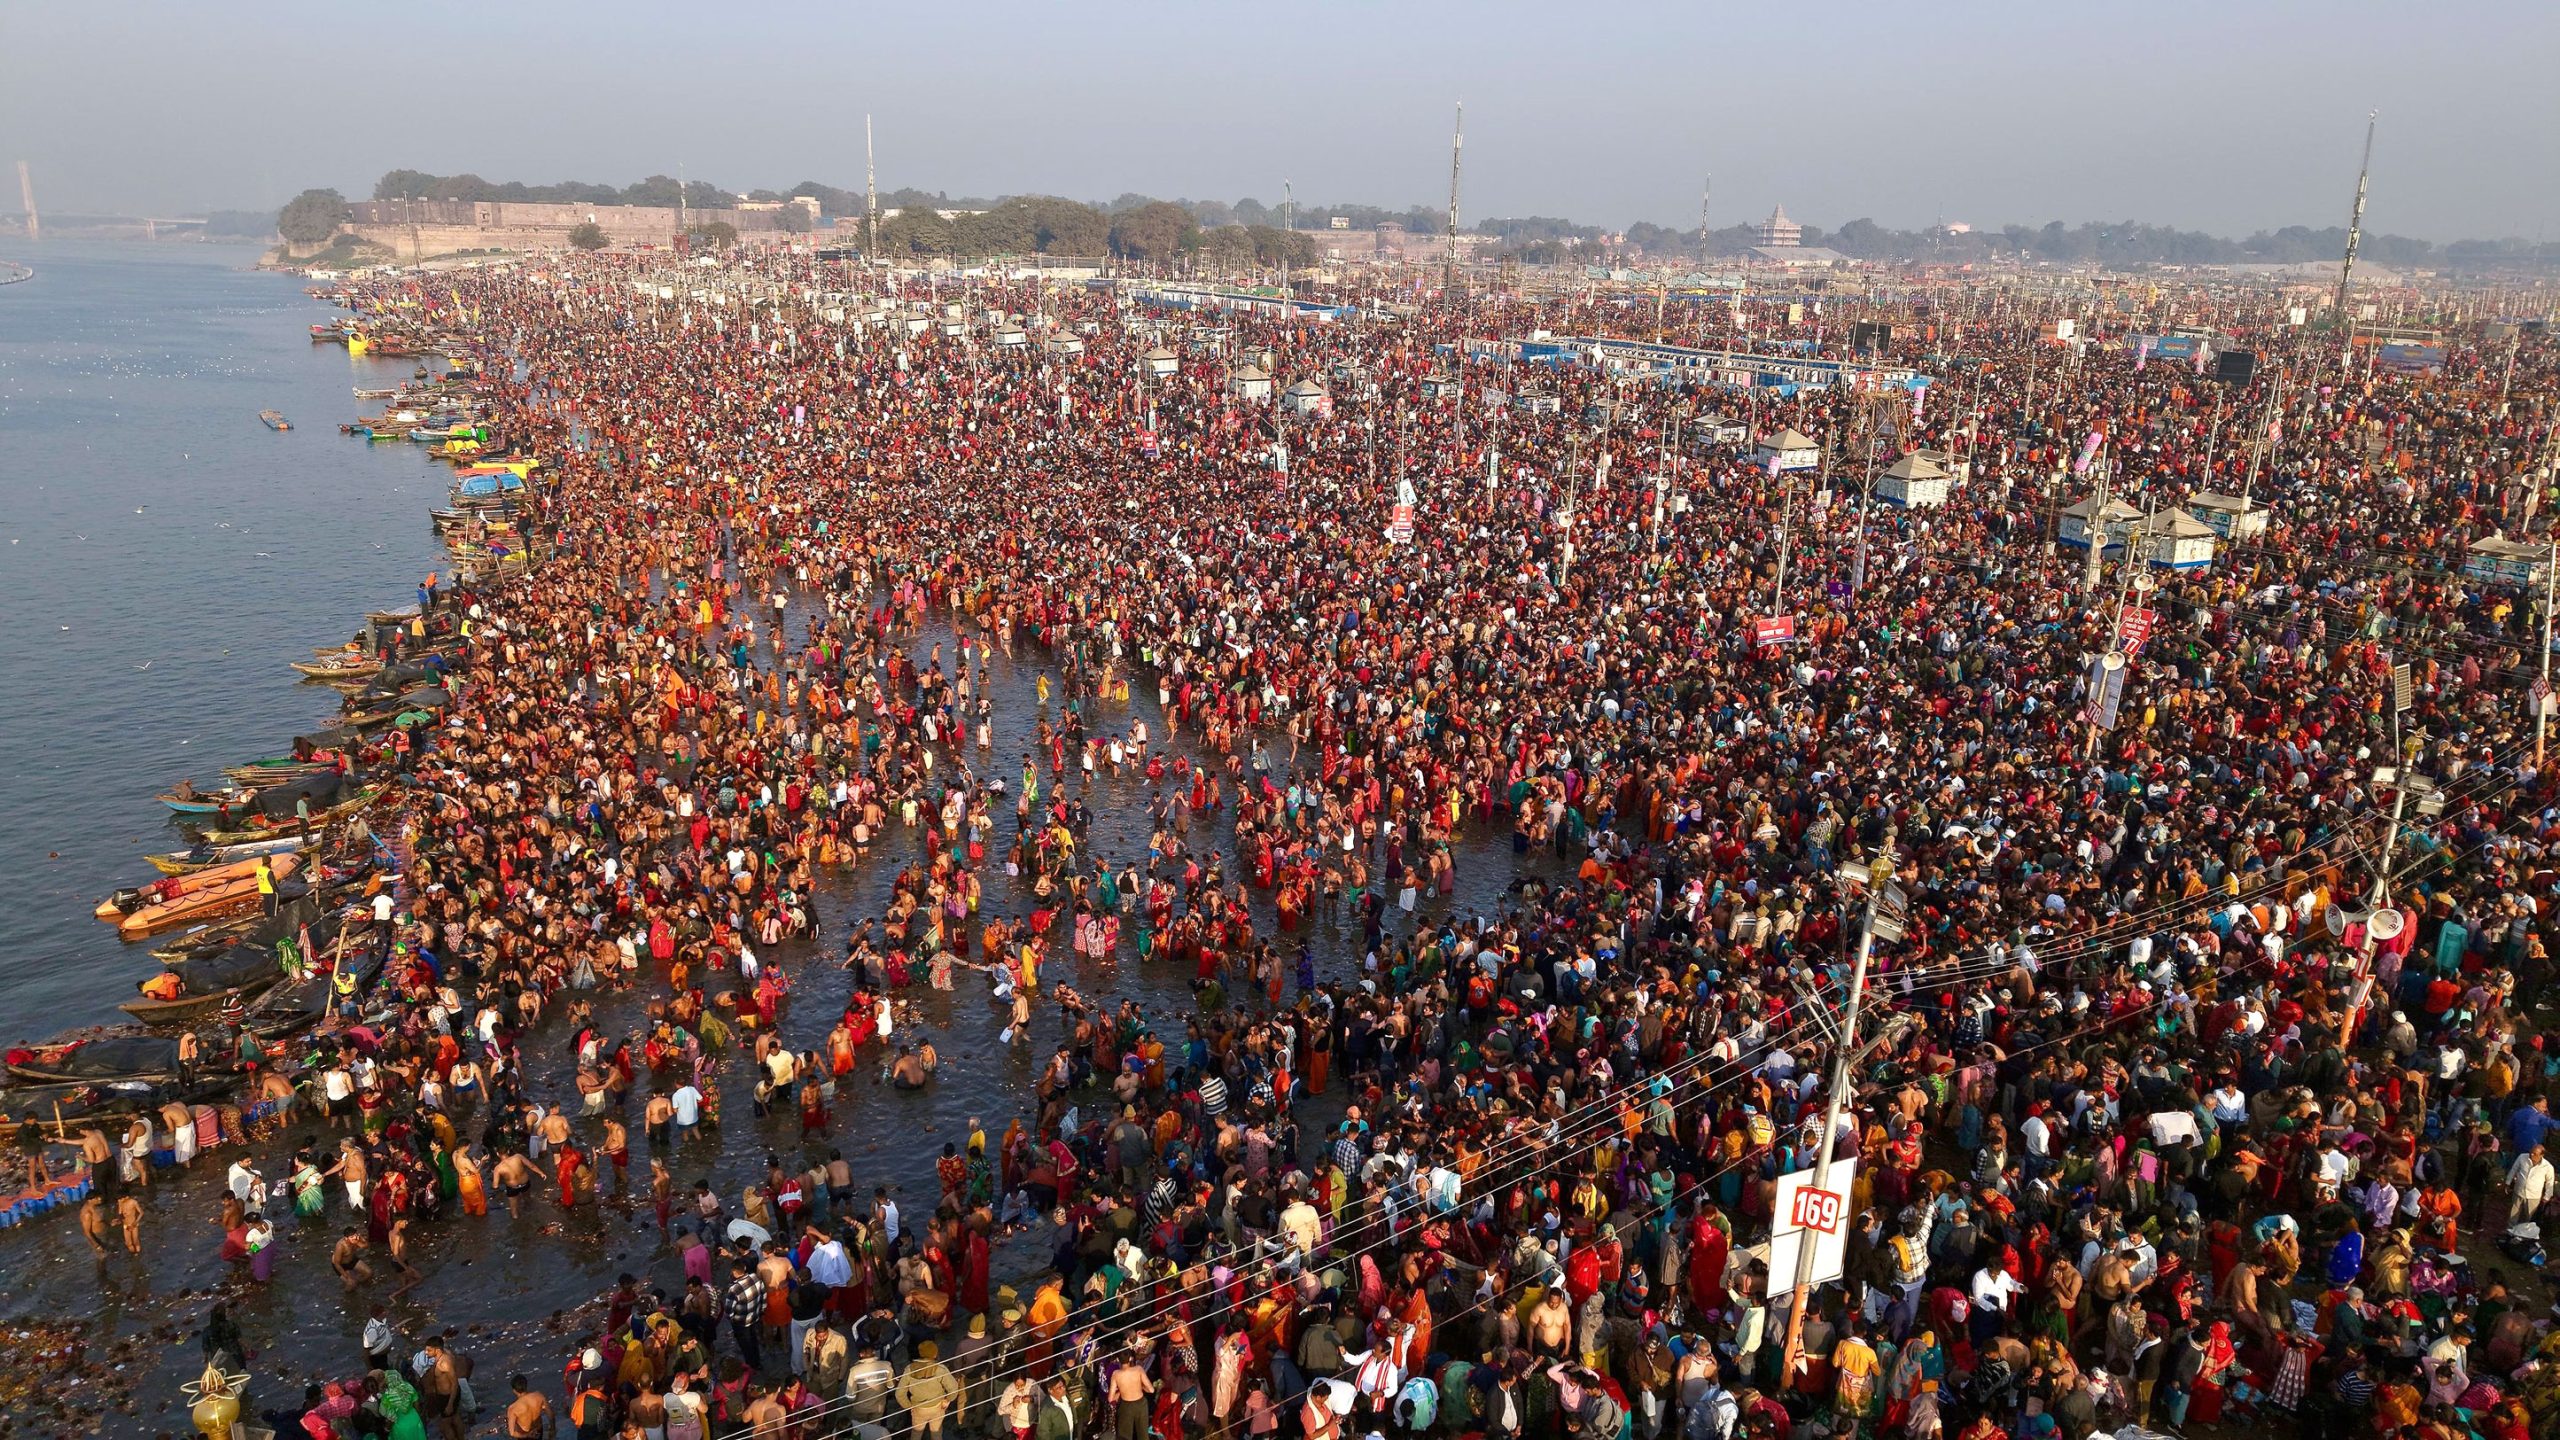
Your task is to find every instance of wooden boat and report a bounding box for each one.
[4,1035,192,1086]
[149,914,271,963]
[0,1079,205,1146]
[144,832,313,877]
[344,686,447,729]
[352,386,396,399]
[158,763,329,811]
[241,932,383,1039]
[121,951,283,1025]
[291,656,378,682]
[192,785,385,845]
[259,410,291,431]
[218,766,335,791]
[158,782,248,814]
[99,853,303,940]
[147,890,323,961]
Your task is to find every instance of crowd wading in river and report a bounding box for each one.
[12,251,2560,1440]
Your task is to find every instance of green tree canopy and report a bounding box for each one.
[567,222,609,251]
[879,209,953,256]
[277,188,348,245]
[1109,202,1197,262]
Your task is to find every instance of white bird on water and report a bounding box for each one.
[134,661,151,670]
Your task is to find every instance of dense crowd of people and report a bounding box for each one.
[135,253,2560,1440]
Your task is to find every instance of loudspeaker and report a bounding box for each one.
[2215,349,2258,385]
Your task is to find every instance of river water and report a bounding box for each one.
[0,243,1553,1434]
[0,242,450,1026]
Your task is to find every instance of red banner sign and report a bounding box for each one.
[2118,607,2155,656]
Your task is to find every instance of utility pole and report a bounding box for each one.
[2081,443,2113,592]
[2086,492,2156,759]
[2337,750,2413,1048]
[1851,399,1886,595]
[2540,529,2557,770]
[15,161,36,243]
[2334,111,2376,341]
[1655,412,1683,549]
[1779,844,1895,1386]
[2239,366,2286,519]
[1699,175,1710,264]
[865,114,879,261]
[1559,434,1584,587]
[677,160,690,249]
[1281,179,1292,296]
[1445,101,1463,299]
[1773,450,1795,609]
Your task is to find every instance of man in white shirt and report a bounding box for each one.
[671,1083,704,1143]
[1971,1263,2024,1334]
[2509,1144,2557,1225]
[2207,1082,2249,1127]
[2019,1106,2054,1180]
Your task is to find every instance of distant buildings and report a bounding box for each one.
[1297,220,1495,267]
[340,199,804,259]
[1743,203,1850,268]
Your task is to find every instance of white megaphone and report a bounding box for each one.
[2366,907,2406,943]
[2326,903,2370,939]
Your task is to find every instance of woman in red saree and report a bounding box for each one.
[2186,1321,2238,1425]
[1687,1206,1731,1310]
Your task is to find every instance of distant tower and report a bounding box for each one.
[16,161,35,243]
[1699,175,1710,260]
[2334,110,2377,317]
[1445,101,1463,295]
[1281,179,1293,292]
[865,114,879,258]
[1756,205,1802,249]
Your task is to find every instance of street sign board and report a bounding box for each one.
[1768,1157,1859,1288]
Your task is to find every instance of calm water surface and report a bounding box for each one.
[0,242,449,1026]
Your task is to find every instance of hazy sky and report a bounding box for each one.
[6,1,2556,240]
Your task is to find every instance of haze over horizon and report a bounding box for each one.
[4,0,2556,242]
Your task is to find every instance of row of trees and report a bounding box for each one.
[322,169,2553,271]
[372,170,735,212]
[868,196,1308,265]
